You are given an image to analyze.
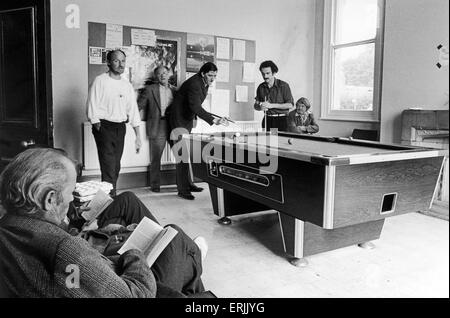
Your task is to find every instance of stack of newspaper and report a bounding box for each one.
[73,181,114,225]
[74,181,113,202]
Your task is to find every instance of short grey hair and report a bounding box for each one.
[154,65,170,77]
[0,148,75,216]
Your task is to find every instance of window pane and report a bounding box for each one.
[332,44,375,111]
[335,0,378,44]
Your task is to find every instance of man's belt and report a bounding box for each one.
[100,119,127,125]
[267,113,287,117]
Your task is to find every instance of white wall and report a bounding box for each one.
[380,0,449,143]
[50,0,316,163]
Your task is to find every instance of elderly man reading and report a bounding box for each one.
[0,148,210,298]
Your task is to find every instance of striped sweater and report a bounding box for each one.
[0,214,156,298]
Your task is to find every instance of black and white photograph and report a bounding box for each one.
[0,0,448,307]
[186,33,216,72]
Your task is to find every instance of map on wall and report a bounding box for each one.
[122,38,179,90]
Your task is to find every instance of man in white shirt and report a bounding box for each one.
[86,49,142,196]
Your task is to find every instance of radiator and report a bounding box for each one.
[83,121,261,173]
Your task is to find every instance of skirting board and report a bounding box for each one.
[80,165,176,190]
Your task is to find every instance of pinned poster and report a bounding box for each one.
[131,28,156,47]
[233,39,246,61]
[216,61,230,83]
[235,85,249,103]
[216,38,230,60]
[243,62,256,82]
[105,24,123,49]
[89,47,105,65]
[211,89,230,117]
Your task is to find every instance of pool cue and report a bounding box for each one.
[211,113,236,124]
[264,96,268,132]
[264,109,268,132]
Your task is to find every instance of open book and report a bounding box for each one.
[81,189,113,225]
[117,217,178,267]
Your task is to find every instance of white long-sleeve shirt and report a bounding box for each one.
[86,73,141,127]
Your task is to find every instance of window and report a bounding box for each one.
[321,0,385,122]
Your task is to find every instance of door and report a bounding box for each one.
[0,0,52,171]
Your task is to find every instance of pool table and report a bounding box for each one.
[183,131,447,266]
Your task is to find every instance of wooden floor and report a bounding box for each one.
[130,184,449,298]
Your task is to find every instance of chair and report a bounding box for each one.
[351,129,378,141]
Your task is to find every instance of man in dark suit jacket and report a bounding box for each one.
[169,62,227,200]
[138,66,177,192]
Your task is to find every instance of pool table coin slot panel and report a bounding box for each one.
[207,157,285,203]
[218,166,270,187]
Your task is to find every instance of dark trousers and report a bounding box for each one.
[262,115,288,132]
[92,120,126,193]
[149,119,170,189]
[172,135,192,194]
[97,192,205,296]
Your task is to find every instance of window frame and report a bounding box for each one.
[321,0,385,122]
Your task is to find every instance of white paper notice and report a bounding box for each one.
[236,85,249,103]
[202,94,212,112]
[89,47,104,65]
[216,61,230,82]
[243,62,256,83]
[233,40,246,61]
[106,24,123,49]
[131,29,156,47]
[212,89,230,117]
[216,38,230,60]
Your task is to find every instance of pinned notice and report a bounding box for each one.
[243,62,255,82]
[216,38,230,60]
[106,24,123,49]
[131,28,156,47]
[212,89,230,118]
[236,85,249,103]
[216,61,230,83]
[233,39,246,61]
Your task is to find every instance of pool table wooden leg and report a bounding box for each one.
[218,217,232,225]
[358,242,376,249]
[209,185,272,224]
[278,213,384,267]
[290,257,309,267]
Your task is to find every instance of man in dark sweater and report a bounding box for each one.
[0,148,208,298]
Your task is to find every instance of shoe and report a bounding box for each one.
[151,188,160,193]
[194,236,208,262]
[178,192,195,200]
[189,185,204,192]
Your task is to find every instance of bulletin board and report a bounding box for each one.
[88,22,256,121]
